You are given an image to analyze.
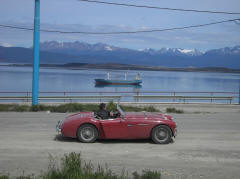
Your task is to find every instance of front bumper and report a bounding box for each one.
[56,120,62,133]
[173,127,177,137]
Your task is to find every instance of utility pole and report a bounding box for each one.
[32,0,40,105]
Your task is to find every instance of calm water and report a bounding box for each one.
[0,66,239,103]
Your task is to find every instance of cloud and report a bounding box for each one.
[0,21,239,51]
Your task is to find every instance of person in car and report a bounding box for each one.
[97,103,113,119]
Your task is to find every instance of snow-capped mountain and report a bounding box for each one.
[37,41,240,68]
[143,47,203,56]
[40,41,130,53]
[40,41,240,57]
[1,41,240,68]
[177,48,203,56]
[41,41,205,56]
[205,46,240,55]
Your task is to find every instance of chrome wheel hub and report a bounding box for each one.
[156,128,168,141]
[81,127,94,140]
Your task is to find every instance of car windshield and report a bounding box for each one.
[117,104,125,117]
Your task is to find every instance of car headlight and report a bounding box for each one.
[56,120,63,132]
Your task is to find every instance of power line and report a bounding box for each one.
[0,18,239,34]
[79,0,240,15]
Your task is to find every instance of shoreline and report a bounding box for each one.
[1,63,240,74]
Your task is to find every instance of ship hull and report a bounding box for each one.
[95,79,142,85]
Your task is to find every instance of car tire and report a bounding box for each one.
[151,125,172,144]
[77,124,98,143]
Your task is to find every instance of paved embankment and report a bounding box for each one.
[0,104,240,179]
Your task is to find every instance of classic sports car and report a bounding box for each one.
[56,105,177,144]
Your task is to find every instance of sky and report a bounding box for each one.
[0,0,240,51]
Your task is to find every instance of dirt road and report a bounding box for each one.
[0,104,240,178]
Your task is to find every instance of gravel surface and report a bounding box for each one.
[0,104,240,179]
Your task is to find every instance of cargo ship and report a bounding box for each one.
[95,73,142,85]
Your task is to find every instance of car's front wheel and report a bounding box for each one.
[151,125,172,144]
[77,124,98,143]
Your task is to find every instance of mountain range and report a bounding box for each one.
[0,41,240,69]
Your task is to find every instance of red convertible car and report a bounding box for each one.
[56,105,177,144]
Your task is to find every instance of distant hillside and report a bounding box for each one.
[0,41,240,69]
[0,46,91,64]
[8,63,240,73]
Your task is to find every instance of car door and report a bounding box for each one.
[100,118,128,139]
[125,117,152,139]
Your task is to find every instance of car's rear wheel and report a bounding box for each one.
[77,124,98,143]
[151,125,172,144]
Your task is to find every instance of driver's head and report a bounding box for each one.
[99,103,106,110]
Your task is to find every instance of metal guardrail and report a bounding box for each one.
[0,95,121,103]
[133,95,233,104]
[0,91,238,104]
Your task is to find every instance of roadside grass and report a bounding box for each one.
[0,174,32,179]
[0,103,160,113]
[0,175,9,179]
[0,152,161,179]
[107,101,160,112]
[121,105,159,112]
[31,103,100,113]
[0,104,30,112]
[166,107,184,113]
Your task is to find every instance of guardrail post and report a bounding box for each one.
[239,82,240,104]
[211,92,213,103]
[99,92,102,103]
